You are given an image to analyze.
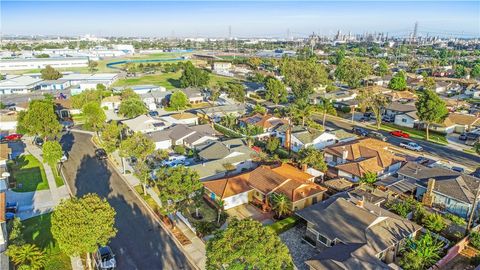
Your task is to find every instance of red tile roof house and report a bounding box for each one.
[324,138,405,182]
[203,163,326,211]
[238,113,289,133]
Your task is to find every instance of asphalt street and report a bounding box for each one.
[59,131,193,270]
[313,114,480,169]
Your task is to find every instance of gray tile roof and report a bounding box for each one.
[293,129,324,144]
[398,162,480,204]
[385,102,416,113]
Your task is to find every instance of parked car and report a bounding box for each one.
[352,127,369,137]
[382,115,395,123]
[6,202,18,213]
[390,130,410,138]
[459,133,467,141]
[400,141,423,151]
[148,111,159,117]
[367,131,387,142]
[33,137,44,147]
[60,152,68,162]
[2,133,22,142]
[95,149,108,160]
[414,156,432,165]
[451,166,465,173]
[94,246,116,270]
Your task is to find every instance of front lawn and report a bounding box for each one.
[9,155,50,192]
[21,213,72,270]
[370,123,448,145]
[51,165,65,187]
[268,216,299,234]
[113,72,182,89]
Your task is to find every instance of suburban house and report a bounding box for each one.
[328,129,358,144]
[189,138,258,180]
[54,99,80,119]
[160,112,199,126]
[140,91,171,110]
[243,82,265,97]
[397,162,480,218]
[324,138,404,182]
[101,95,122,110]
[384,102,417,118]
[39,79,71,91]
[385,91,417,102]
[276,127,338,152]
[239,113,289,133]
[310,90,357,105]
[146,124,218,150]
[195,104,246,123]
[429,113,480,134]
[122,114,169,133]
[113,85,166,95]
[297,194,421,269]
[182,87,205,104]
[0,111,18,131]
[203,163,326,211]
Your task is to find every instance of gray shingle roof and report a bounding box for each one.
[385,102,416,113]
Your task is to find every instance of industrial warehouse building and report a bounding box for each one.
[0,57,89,71]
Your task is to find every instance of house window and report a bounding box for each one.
[402,118,407,123]
[317,234,330,246]
[377,251,386,259]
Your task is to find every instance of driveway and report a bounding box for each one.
[226,204,274,225]
[6,190,56,220]
[60,131,193,270]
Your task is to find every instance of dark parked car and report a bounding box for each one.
[6,212,15,221]
[459,133,467,141]
[6,202,18,213]
[451,166,465,173]
[148,111,159,117]
[367,131,387,142]
[95,149,108,160]
[352,127,369,137]
[94,246,116,270]
[382,115,395,123]
[33,137,44,147]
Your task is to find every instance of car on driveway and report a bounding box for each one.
[148,111,159,117]
[390,130,410,138]
[94,246,116,270]
[33,137,44,147]
[400,141,423,151]
[95,149,108,160]
[367,131,387,142]
[2,133,23,142]
[352,127,369,137]
[382,115,395,123]
[6,202,18,213]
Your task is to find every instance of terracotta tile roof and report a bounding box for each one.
[325,138,404,177]
[239,113,288,129]
[203,163,326,202]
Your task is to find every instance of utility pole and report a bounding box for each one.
[467,181,480,234]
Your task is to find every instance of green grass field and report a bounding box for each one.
[22,213,72,270]
[51,165,65,187]
[9,155,50,192]
[374,123,448,145]
[268,216,299,234]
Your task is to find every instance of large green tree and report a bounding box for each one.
[20,100,62,139]
[41,65,62,80]
[415,89,449,141]
[100,121,123,153]
[206,218,293,270]
[82,101,106,132]
[335,58,372,88]
[226,83,246,103]
[265,77,287,104]
[298,147,327,172]
[388,71,407,91]
[156,166,202,221]
[119,132,155,163]
[179,61,210,87]
[376,59,389,77]
[281,58,328,100]
[169,91,189,110]
[471,64,480,79]
[71,89,103,109]
[357,89,388,129]
[51,194,117,258]
[118,98,147,118]
[42,141,63,167]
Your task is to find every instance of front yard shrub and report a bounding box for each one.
[173,145,186,155]
[470,232,480,249]
[423,213,446,233]
[444,213,466,226]
[386,200,412,218]
[268,216,299,234]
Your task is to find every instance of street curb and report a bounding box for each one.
[89,135,201,270]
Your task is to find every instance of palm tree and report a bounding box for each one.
[216,198,225,224]
[317,98,336,128]
[270,193,292,218]
[7,244,46,270]
[400,232,443,270]
[221,114,237,129]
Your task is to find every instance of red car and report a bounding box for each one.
[3,133,23,141]
[389,130,410,138]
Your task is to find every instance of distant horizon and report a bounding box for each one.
[2,1,479,38]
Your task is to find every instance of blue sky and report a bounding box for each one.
[2,1,479,37]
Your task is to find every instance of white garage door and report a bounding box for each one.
[223,191,249,210]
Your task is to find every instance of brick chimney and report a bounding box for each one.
[285,125,291,151]
[356,196,365,208]
[422,178,436,207]
[301,164,308,172]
